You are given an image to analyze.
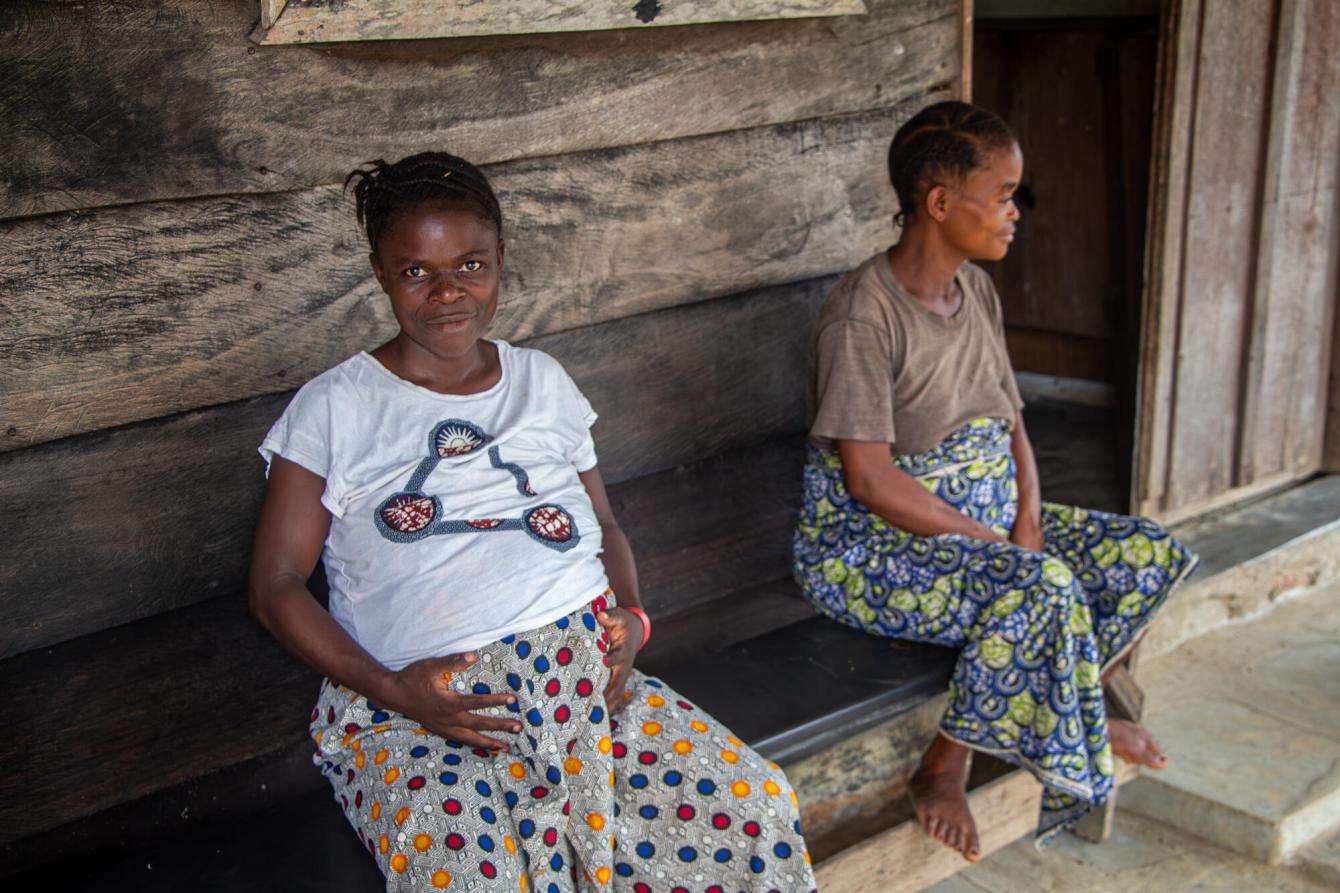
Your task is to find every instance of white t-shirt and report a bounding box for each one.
[258,342,610,670]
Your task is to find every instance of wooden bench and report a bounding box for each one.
[0,272,1143,888]
[0,442,961,888]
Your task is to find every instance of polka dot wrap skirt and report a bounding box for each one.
[311,594,818,891]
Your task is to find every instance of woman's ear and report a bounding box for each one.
[370,251,389,293]
[925,185,950,223]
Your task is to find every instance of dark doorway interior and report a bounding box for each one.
[973,4,1161,513]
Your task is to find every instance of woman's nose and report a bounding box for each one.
[429,273,465,303]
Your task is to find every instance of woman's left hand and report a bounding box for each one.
[597,608,645,714]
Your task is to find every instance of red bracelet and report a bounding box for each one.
[623,606,652,651]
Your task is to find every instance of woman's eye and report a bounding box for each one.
[460,260,483,273]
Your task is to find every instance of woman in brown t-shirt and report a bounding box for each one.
[792,102,1199,857]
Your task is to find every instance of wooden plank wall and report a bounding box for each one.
[254,0,869,44]
[0,0,964,844]
[1133,0,1340,520]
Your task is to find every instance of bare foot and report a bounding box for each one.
[1109,718,1168,769]
[908,736,981,861]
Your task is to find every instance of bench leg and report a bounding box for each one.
[1073,789,1119,843]
[1074,661,1145,843]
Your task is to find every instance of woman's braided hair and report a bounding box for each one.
[345,152,503,254]
[888,101,1016,226]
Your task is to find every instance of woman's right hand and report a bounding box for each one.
[380,652,522,752]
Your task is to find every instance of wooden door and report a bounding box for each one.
[1133,0,1340,521]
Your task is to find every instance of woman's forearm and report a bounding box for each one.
[597,520,643,612]
[1010,411,1042,525]
[251,578,398,704]
[850,464,1008,543]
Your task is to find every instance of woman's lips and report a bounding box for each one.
[426,313,474,329]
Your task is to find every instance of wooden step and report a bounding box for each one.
[816,761,1141,892]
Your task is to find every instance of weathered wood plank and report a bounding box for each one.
[0,0,956,217]
[257,0,866,44]
[1131,0,1202,517]
[0,594,316,848]
[0,278,828,658]
[0,436,808,843]
[961,0,974,102]
[1329,297,1340,474]
[260,0,287,29]
[1160,0,1275,512]
[0,97,948,451]
[1235,0,1340,486]
[975,28,1120,342]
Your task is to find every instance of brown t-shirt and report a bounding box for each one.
[806,251,1024,456]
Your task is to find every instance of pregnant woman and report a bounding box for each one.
[250,152,816,891]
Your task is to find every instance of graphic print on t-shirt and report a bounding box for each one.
[374,418,580,551]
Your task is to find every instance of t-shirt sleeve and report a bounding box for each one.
[809,319,898,444]
[549,360,600,472]
[257,377,348,517]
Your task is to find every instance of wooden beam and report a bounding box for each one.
[258,0,287,30]
[0,0,956,217]
[0,100,945,452]
[254,0,867,45]
[1235,0,1340,487]
[0,277,830,658]
[1131,0,1203,517]
[1160,0,1279,511]
[961,0,974,102]
[1070,757,1141,845]
[1328,279,1340,473]
[0,437,808,843]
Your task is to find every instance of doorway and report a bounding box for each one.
[972,0,1161,514]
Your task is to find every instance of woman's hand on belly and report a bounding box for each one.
[383,652,523,752]
[598,608,645,715]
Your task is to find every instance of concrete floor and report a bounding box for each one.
[927,811,1331,892]
[926,582,1340,892]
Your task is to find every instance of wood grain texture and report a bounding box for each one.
[0,98,946,451]
[258,0,866,44]
[260,0,287,29]
[1131,0,1201,517]
[1328,291,1340,474]
[1003,327,1112,383]
[0,436,809,842]
[1160,0,1275,512]
[974,28,1119,342]
[1136,0,1339,517]
[813,770,1042,892]
[0,0,955,217]
[0,593,317,848]
[0,278,829,658]
[1235,0,1340,485]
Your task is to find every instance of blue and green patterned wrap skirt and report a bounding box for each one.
[791,417,1199,840]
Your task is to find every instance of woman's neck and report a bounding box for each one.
[887,226,966,308]
[373,335,500,395]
